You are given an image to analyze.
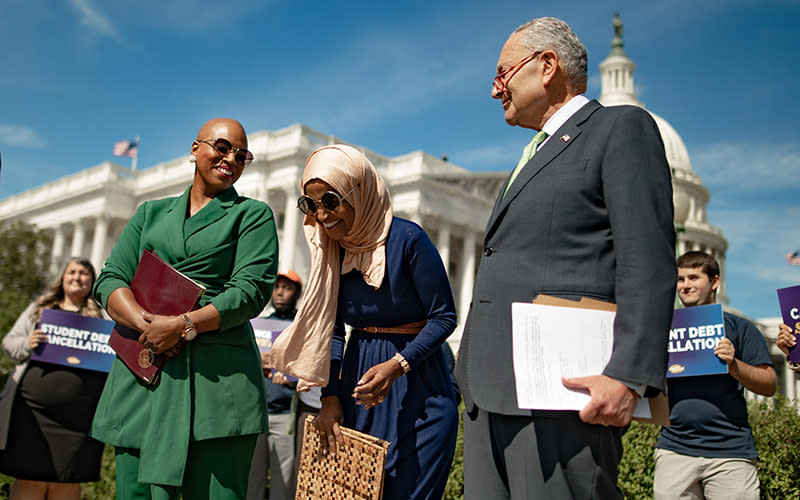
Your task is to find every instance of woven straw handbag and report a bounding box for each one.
[295,415,389,500]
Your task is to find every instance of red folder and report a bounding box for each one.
[108,250,206,384]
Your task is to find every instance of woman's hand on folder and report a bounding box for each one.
[107,288,150,331]
[138,311,184,357]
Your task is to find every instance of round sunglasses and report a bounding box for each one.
[297,184,359,215]
[198,138,254,166]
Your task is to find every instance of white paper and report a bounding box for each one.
[511,302,651,418]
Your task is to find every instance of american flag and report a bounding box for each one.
[787,251,800,266]
[113,139,138,158]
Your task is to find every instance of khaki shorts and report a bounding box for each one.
[653,448,759,500]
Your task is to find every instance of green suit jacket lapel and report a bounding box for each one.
[183,186,238,239]
[161,188,191,262]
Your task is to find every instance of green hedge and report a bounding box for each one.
[1,398,798,499]
[619,396,800,500]
[735,396,800,500]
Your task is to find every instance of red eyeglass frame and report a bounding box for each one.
[492,51,542,96]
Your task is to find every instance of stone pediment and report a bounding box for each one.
[427,172,508,201]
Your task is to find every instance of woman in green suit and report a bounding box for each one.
[91,118,278,500]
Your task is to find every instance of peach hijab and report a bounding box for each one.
[269,145,393,389]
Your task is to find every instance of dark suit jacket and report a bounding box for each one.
[455,100,676,416]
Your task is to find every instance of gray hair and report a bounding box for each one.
[513,17,587,93]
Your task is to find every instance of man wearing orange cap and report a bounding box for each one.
[268,271,302,322]
[247,271,303,500]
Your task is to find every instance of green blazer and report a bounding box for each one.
[91,186,278,486]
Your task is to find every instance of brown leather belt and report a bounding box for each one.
[355,320,427,335]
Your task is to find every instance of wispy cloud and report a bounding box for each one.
[687,138,800,315]
[0,158,76,198]
[693,142,800,192]
[0,125,46,148]
[130,0,267,34]
[452,139,527,171]
[251,27,493,138]
[707,195,800,315]
[68,0,119,41]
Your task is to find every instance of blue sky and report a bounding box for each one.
[0,0,798,320]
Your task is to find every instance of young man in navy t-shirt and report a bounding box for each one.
[654,251,776,500]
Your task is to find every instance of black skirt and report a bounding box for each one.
[0,361,107,482]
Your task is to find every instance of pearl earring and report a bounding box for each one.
[189,154,196,163]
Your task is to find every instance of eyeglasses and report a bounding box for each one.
[492,51,542,96]
[297,184,359,215]
[198,138,254,166]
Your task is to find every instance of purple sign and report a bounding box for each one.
[31,308,115,372]
[777,285,800,363]
[251,317,294,380]
[667,303,728,378]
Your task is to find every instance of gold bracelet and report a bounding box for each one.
[393,353,410,374]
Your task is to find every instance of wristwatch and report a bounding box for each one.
[182,313,198,341]
[393,352,410,374]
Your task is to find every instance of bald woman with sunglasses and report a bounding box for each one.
[90,118,278,500]
[270,145,459,500]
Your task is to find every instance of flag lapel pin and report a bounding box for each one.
[560,134,571,142]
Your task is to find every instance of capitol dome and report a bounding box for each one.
[597,16,693,174]
[650,113,692,172]
[597,14,729,303]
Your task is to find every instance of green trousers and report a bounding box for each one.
[115,435,258,500]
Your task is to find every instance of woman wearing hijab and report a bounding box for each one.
[270,145,458,500]
[0,258,106,500]
[90,118,278,500]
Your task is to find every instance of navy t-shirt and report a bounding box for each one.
[656,312,773,458]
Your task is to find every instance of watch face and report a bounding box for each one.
[182,313,197,341]
[183,327,197,341]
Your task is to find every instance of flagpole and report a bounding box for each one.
[131,135,140,171]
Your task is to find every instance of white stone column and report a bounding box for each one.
[457,231,477,325]
[676,235,687,257]
[280,189,299,272]
[794,372,800,405]
[70,218,86,258]
[91,216,110,273]
[436,223,451,275]
[784,364,796,402]
[50,224,66,275]
[257,173,270,204]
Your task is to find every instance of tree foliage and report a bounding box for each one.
[0,220,51,377]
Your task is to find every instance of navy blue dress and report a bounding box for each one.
[321,217,458,500]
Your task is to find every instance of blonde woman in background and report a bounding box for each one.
[0,257,107,500]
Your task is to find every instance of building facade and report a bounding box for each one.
[0,16,795,398]
[0,124,506,350]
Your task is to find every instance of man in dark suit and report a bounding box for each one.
[454,17,676,499]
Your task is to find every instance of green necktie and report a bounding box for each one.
[503,130,548,198]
